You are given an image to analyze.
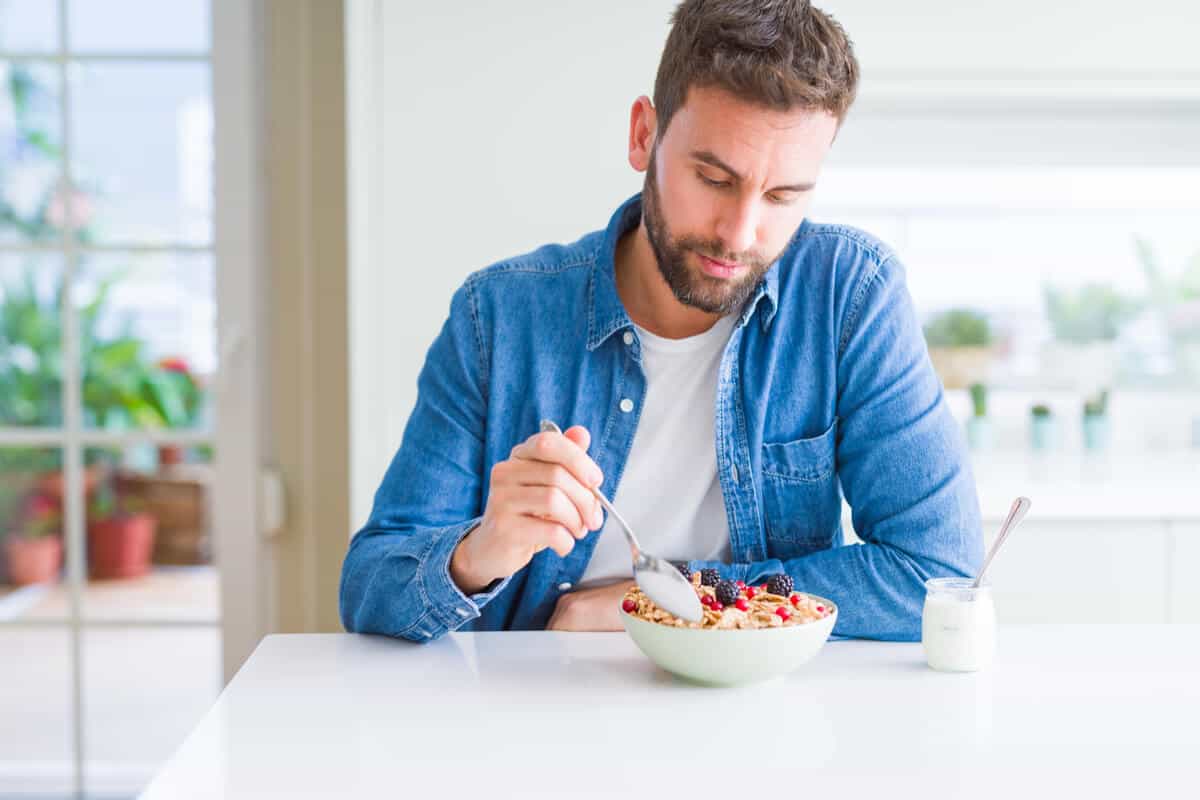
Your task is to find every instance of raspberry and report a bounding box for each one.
[699,568,721,587]
[766,574,794,596]
[714,580,740,606]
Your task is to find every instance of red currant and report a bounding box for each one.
[745,587,756,599]
[790,595,801,607]
[735,598,750,611]
[621,599,637,613]
[775,606,791,620]
[711,602,724,612]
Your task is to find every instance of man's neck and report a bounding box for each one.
[614,224,724,340]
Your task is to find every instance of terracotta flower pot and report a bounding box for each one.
[88,513,157,580]
[36,464,103,502]
[157,445,185,467]
[4,535,63,586]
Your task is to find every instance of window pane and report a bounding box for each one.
[82,444,217,623]
[83,627,220,796]
[76,252,214,431]
[1,254,64,426]
[0,446,65,622]
[69,62,211,245]
[0,0,60,52]
[0,61,65,243]
[0,629,74,797]
[68,0,209,53]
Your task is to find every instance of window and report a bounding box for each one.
[0,2,219,796]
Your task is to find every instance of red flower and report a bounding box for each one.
[23,491,61,520]
[158,357,191,375]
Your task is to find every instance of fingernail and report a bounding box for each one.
[590,468,603,487]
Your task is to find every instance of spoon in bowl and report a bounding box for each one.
[539,419,704,622]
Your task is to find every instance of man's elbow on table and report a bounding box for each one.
[338,533,446,643]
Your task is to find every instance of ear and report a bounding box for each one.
[627,95,657,173]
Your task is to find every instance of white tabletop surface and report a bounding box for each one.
[142,627,1200,799]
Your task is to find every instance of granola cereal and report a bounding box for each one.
[622,571,834,629]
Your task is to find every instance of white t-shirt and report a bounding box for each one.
[577,314,736,588]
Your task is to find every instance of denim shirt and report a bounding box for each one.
[340,194,982,643]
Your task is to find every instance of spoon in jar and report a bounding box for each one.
[973,496,1032,588]
[539,420,703,622]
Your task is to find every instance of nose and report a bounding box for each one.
[713,195,758,257]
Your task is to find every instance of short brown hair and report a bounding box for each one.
[653,0,859,136]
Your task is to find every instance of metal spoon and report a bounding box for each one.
[973,496,1032,588]
[539,420,704,622]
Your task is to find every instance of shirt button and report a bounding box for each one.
[619,398,634,413]
[622,331,634,346]
[557,581,573,591]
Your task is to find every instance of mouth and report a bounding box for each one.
[696,253,746,279]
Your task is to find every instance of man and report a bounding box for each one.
[340,0,982,642]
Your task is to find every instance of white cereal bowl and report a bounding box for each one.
[619,597,838,686]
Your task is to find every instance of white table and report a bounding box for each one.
[142,627,1200,799]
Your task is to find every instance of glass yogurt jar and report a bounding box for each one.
[921,577,996,672]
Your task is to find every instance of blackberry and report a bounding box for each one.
[674,561,692,580]
[766,573,794,596]
[699,568,721,587]
[714,580,740,606]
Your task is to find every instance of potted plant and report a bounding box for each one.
[923,309,993,389]
[153,356,204,466]
[965,382,991,450]
[1082,389,1111,451]
[1030,404,1056,451]
[1136,237,1200,381]
[1041,283,1137,390]
[3,488,63,586]
[86,470,156,580]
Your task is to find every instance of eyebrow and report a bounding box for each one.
[690,149,816,193]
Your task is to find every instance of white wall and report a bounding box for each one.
[346,0,1200,528]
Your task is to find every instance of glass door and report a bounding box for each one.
[0,1,259,796]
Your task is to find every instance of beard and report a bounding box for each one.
[641,152,779,316]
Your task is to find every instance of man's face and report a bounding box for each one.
[642,86,839,315]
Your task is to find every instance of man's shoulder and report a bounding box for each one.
[790,220,900,278]
[463,229,605,294]
[775,220,906,308]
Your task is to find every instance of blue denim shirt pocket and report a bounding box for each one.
[761,418,841,557]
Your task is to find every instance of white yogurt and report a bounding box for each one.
[921,578,996,672]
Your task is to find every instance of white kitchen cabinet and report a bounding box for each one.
[1169,523,1200,623]
[983,521,1170,624]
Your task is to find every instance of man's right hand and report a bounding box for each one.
[449,425,605,595]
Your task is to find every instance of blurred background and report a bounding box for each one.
[0,0,1196,797]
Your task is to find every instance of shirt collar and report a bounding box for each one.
[586,193,781,351]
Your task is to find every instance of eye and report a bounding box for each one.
[697,171,730,189]
[766,192,796,206]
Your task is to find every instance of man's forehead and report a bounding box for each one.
[665,88,837,169]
